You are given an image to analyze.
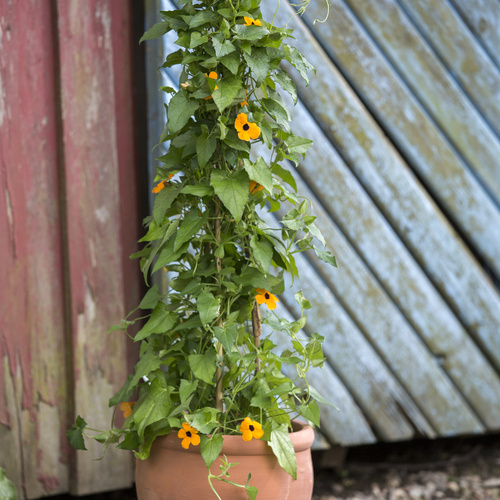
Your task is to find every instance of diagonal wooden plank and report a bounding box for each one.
[278,251,437,441]
[397,0,500,136]
[299,0,500,282]
[263,305,377,446]
[342,0,500,205]
[261,0,500,373]
[450,0,500,69]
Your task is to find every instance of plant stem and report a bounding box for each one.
[215,198,224,412]
[252,301,262,372]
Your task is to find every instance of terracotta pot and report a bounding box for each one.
[135,420,314,499]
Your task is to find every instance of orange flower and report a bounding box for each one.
[240,417,264,441]
[249,180,264,193]
[152,174,174,194]
[240,98,249,107]
[120,402,135,419]
[255,288,279,310]
[234,113,261,141]
[244,16,262,26]
[177,422,201,449]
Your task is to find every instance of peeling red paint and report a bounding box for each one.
[37,473,60,493]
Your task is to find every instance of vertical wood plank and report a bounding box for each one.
[0,1,70,497]
[57,0,134,494]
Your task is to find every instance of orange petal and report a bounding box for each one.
[242,429,253,441]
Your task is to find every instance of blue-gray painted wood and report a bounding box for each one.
[148,0,500,445]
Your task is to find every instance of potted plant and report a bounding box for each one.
[68,0,336,498]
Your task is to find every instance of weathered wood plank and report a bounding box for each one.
[263,306,377,446]
[0,1,70,497]
[450,0,500,68]
[57,0,133,494]
[278,251,437,441]
[299,0,500,282]
[342,0,500,205]
[397,0,500,136]
[262,0,500,373]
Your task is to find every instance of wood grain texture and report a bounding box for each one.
[343,0,500,205]
[397,0,500,136]
[0,1,70,497]
[299,0,500,282]
[262,0,500,374]
[57,0,134,495]
[450,0,500,68]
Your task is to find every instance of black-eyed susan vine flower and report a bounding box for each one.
[177,422,200,449]
[235,113,261,141]
[152,174,173,194]
[120,402,135,419]
[244,16,262,26]
[255,288,279,310]
[249,180,264,193]
[240,417,265,441]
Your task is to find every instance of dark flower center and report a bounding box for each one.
[243,123,250,131]
[186,431,192,437]
[265,293,270,300]
[249,425,254,432]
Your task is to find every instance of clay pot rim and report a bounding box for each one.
[154,419,315,456]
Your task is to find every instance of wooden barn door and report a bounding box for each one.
[148,0,500,447]
[0,0,144,497]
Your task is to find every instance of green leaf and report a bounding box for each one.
[222,129,251,153]
[269,426,297,479]
[134,381,173,440]
[188,407,220,434]
[283,45,315,86]
[314,247,337,267]
[197,290,220,326]
[200,434,223,469]
[140,21,170,43]
[175,207,208,252]
[189,32,209,49]
[285,135,314,155]
[233,24,268,40]
[272,164,297,191]
[250,387,273,409]
[139,284,161,310]
[189,349,217,385]
[213,324,238,352]
[210,169,249,222]
[298,400,321,426]
[274,70,297,104]
[134,302,177,341]
[196,132,217,168]
[243,47,270,84]
[294,290,311,310]
[212,37,236,58]
[66,416,87,450]
[152,235,189,273]
[309,384,339,409]
[220,51,241,74]
[242,157,273,192]
[117,431,141,450]
[179,379,198,404]
[153,185,181,224]
[212,75,243,113]
[262,97,291,131]
[167,90,200,134]
[189,10,217,28]
[180,183,214,197]
[250,234,273,271]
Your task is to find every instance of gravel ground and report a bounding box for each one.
[49,434,500,499]
[312,434,500,500]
